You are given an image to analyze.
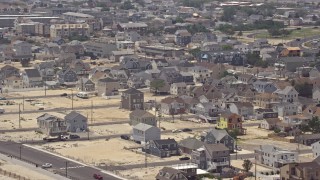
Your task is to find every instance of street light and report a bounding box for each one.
[19,145,22,160]
[65,161,68,177]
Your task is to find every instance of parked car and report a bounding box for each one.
[236,146,242,151]
[0,97,6,100]
[172,129,182,133]
[179,157,190,161]
[93,174,103,180]
[181,128,192,132]
[42,163,52,168]
[38,107,44,110]
[69,134,80,139]
[0,108,4,114]
[60,93,68,97]
[161,127,166,131]
[120,135,130,140]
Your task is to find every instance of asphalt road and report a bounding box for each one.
[0,141,122,180]
[3,104,118,115]
[287,35,320,53]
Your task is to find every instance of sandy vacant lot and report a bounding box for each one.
[120,166,163,180]
[38,139,182,166]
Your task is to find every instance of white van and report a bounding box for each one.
[76,92,89,99]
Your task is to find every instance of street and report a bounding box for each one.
[0,141,123,180]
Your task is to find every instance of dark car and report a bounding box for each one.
[296,38,301,41]
[93,174,103,180]
[120,135,130,140]
[179,157,190,161]
[38,107,44,110]
[60,93,68,97]
[69,134,80,139]
[182,128,192,132]
[0,97,6,100]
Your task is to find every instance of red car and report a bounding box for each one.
[93,174,103,180]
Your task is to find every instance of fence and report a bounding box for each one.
[0,168,31,180]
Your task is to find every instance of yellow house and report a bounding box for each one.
[217,112,246,134]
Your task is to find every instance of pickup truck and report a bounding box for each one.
[0,109,4,114]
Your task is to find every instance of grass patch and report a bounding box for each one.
[254,28,320,40]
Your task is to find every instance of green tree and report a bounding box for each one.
[220,6,236,22]
[242,159,253,172]
[189,48,201,58]
[273,128,281,134]
[150,79,165,95]
[175,17,185,23]
[222,45,233,50]
[306,117,320,133]
[238,30,243,36]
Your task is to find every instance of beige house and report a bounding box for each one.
[37,113,67,136]
[50,23,90,38]
[255,93,279,108]
[97,77,121,96]
[4,76,23,89]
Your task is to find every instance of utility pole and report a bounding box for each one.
[44,76,46,97]
[65,161,68,177]
[71,90,74,110]
[255,154,257,180]
[19,145,22,160]
[22,96,24,111]
[91,100,93,123]
[144,142,147,175]
[19,103,21,128]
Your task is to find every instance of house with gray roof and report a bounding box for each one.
[64,111,87,132]
[145,139,180,158]
[120,88,144,111]
[255,145,298,168]
[191,143,230,173]
[22,68,43,88]
[201,129,235,152]
[179,137,205,154]
[129,109,157,127]
[97,77,120,96]
[273,86,299,103]
[37,113,67,136]
[229,102,254,120]
[78,78,95,92]
[132,123,161,143]
[253,80,277,93]
[195,102,221,123]
[156,167,188,180]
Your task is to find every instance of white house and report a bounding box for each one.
[132,123,161,144]
[229,102,254,120]
[170,82,187,96]
[255,145,298,168]
[273,86,299,103]
[272,102,301,118]
[312,141,320,158]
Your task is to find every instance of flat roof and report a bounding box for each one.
[63,12,94,18]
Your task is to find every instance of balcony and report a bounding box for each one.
[213,161,229,166]
[277,158,296,164]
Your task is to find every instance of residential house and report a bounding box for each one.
[254,108,279,120]
[237,74,256,84]
[295,134,320,146]
[4,75,23,89]
[312,141,320,158]
[64,111,87,132]
[195,102,221,123]
[117,22,148,34]
[129,109,157,127]
[273,86,299,103]
[260,118,281,130]
[35,61,56,81]
[78,78,95,92]
[97,77,121,96]
[132,123,161,143]
[253,80,277,93]
[37,113,67,136]
[255,145,298,168]
[217,112,246,135]
[174,29,191,47]
[160,97,185,115]
[145,139,180,158]
[22,69,43,88]
[120,88,144,111]
[70,60,90,75]
[179,137,205,154]
[151,59,169,70]
[200,129,235,152]
[255,93,279,109]
[170,82,187,96]
[228,102,254,120]
[57,69,78,87]
[12,40,32,60]
[155,167,188,180]
[248,14,263,24]
[191,144,230,173]
[280,47,301,57]
[273,102,301,117]
[189,66,212,84]
[309,65,320,79]
[0,65,20,80]
[280,162,320,180]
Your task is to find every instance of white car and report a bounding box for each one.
[172,129,182,133]
[42,163,52,168]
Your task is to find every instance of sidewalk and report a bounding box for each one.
[0,153,69,180]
